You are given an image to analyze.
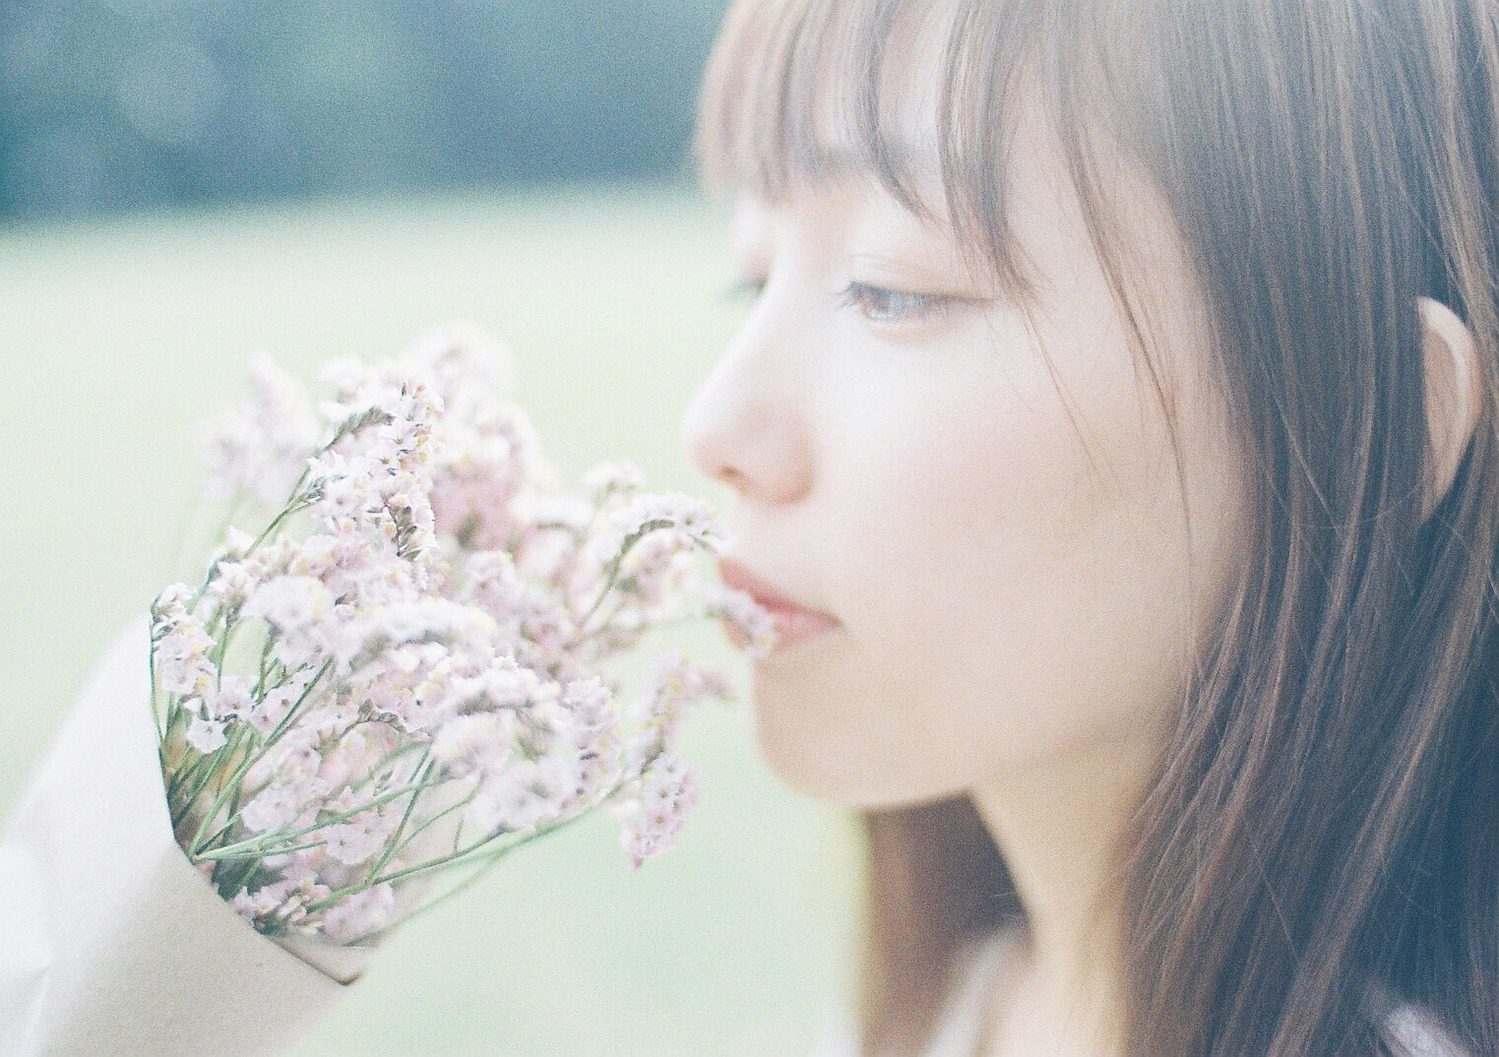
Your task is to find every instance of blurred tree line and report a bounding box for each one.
[0,0,732,221]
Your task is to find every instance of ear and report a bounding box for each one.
[1417,296,1483,522]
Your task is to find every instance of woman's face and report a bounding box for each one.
[679,91,1255,809]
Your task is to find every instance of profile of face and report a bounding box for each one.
[679,56,1258,810]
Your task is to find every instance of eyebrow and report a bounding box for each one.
[799,138,938,175]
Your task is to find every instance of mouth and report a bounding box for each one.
[716,555,842,654]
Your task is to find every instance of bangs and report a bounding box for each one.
[693,0,1063,304]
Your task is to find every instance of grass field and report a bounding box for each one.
[0,183,864,1056]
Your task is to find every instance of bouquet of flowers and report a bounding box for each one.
[149,324,776,950]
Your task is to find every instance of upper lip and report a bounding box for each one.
[716,556,840,622]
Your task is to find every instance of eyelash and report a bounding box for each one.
[723,277,965,325]
[836,281,959,324]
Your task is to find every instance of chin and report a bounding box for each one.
[751,703,963,811]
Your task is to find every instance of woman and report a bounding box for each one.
[3,0,1495,1054]
[682,0,1495,1054]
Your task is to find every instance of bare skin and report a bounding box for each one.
[679,38,1480,1057]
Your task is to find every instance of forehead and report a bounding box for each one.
[699,0,1186,316]
[724,84,1080,293]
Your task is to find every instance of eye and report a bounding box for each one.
[837,281,961,324]
[721,276,767,303]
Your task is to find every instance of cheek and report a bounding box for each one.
[756,330,1250,807]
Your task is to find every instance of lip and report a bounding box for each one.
[716,555,842,654]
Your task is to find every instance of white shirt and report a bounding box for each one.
[809,926,1473,1057]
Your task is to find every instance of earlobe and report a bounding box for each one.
[1417,296,1483,522]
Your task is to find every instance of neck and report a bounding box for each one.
[967,719,1164,1055]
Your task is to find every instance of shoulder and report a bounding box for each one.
[1367,980,1473,1057]
[1378,1001,1472,1057]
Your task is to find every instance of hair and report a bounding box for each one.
[694,1,1499,1054]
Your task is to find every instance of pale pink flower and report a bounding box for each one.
[186,716,228,753]
[245,666,321,736]
[198,352,320,508]
[318,883,396,943]
[431,711,518,779]
[616,751,700,870]
[243,575,334,634]
[588,492,720,567]
[582,459,646,503]
[466,759,558,833]
[403,321,516,399]
[204,560,257,611]
[166,328,746,946]
[206,674,253,720]
[158,653,216,699]
[317,723,396,791]
[241,784,304,833]
[701,583,779,659]
[322,809,390,867]
[151,582,195,623]
[229,886,284,926]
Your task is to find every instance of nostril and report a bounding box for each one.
[719,465,753,491]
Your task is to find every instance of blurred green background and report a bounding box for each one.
[0,0,871,1044]
[0,185,866,1056]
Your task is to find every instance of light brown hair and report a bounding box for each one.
[695,1,1499,1054]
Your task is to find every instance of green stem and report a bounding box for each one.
[191,776,437,863]
[365,747,434,883]
[202,837,329,862]
[306,804,594,915]
[577,518,677,629]
[187,660,332,855]
[390,785,477,857]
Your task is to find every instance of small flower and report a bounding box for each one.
[150,583,195,627]
[186,715,228,753]
[431,711,517,779]
[241,783,304,833]
[206,674,254,720]
[616,751,700,870]
[205,560,257,611]
[198,351,320,508]
[588,492,721,567]
[465,759,560,834]
[582,459,645,503]
[322,809,390,867]
[702,583,779,659]
[163,330,745,947]
[318,883,396,943]
[243,575,334,635]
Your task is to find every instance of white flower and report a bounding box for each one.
[702,583,778,659]
[318,883,396,943]
[465,759,559,834]
[229,886,283,926]
[206,674,253,720]
[431,711,517,778]
[198,352,320,508]
[150,583,195,627]
[246,667,320,736]
[616,751,700,870]
[205,560,257,610]
[322,810,390,867]
[317,723,395,791]
[161,332,748,945]
[159,652,216,699]
[186,716,228,753]
[241,784,303,833]
[243,575,334,634]
[582,459,645,503]
[588,492,721,567]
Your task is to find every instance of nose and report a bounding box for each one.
[678,317,813,507]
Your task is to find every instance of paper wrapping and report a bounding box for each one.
[0,617,376,1057]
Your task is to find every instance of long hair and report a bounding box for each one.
[695,1,1499,1054]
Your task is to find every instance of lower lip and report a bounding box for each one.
[723,606,841,654]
